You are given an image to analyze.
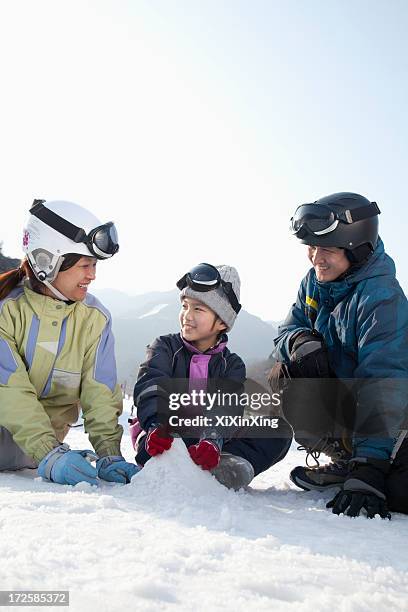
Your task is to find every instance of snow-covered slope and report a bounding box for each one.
[1,400,407,612]
[139,303,169,319]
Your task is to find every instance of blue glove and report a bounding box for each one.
[38,444,98,486]
[96,456,140,484]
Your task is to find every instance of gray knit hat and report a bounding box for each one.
[180,264,241,331]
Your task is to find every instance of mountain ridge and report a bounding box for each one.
[92,287,278,392]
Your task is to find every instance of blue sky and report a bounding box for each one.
[0,0,407,320]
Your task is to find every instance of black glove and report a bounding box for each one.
[327,459,391,519]
[288,330,333,378]
[268,361,292,394]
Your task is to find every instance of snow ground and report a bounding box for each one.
[1,400,407,612]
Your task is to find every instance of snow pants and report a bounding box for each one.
[0,427,37,471]
[135,417,293,478]
[271,362,408,514]
[386,438,408,514]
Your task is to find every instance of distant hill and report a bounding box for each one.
[0,248,20,273]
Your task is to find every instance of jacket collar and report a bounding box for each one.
[23,281,78,317]
[180,332,228,355]
[312,238,395,305]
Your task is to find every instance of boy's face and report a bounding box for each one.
[307,245,351,282]
[179,297,227,348]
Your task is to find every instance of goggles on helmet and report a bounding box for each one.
[290,201,380,238]
[30,200,119,259]
[176,263,241,314]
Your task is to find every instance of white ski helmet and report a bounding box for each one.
[23,199,119,283]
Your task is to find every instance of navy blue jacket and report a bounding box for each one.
[274,239,408,460]
[134,333,246,433]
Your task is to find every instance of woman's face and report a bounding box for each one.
[51,256,97,301]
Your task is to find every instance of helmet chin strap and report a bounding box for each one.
[41,278,70,302]
[28,254,70,301]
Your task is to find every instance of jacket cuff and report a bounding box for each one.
[32,439,64,464]
[94,443,122,458]
[344,478,386,500]
[142,418,158,432]
[287,328,313,354]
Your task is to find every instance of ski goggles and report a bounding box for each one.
[177,263,241,314]
[290,201,380,237]
[30,200,119,259]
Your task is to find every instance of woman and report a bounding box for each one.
[0,199,139,486]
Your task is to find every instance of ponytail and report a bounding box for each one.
[0,258,45,300]
[0,264,26,300]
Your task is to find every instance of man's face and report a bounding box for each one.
[307,246,351,282]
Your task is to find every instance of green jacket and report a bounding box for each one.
[0,283,123,462]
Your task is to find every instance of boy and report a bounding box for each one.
[132,263,292,489]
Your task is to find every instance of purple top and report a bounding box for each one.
[130,335,228,449]
[181,336,227,393]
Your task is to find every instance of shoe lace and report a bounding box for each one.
[297,435,349,468]
[296,443,322,468]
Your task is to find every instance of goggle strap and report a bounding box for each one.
[345,201,381,223]
[30,201,87,243]
[177,273,241,314]
[221,281,241,314]
[176,274,188,291]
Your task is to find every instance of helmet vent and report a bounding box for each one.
[33,249,52,270]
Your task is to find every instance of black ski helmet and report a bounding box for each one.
[290,192,381,262]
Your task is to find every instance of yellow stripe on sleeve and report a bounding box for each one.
[306,296,318,311]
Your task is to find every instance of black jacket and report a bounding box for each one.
[134,333,246,433]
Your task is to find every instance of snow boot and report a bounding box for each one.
[290,435,351,491]
[212,453,255,490]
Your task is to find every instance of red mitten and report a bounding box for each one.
[188,440,220,470]
[146,426,173,456]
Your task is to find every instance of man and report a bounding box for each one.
[271,192,408,518]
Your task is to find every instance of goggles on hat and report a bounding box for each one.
[176,263,241,314]
[30,200,119,259]
[290,201,381,238]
